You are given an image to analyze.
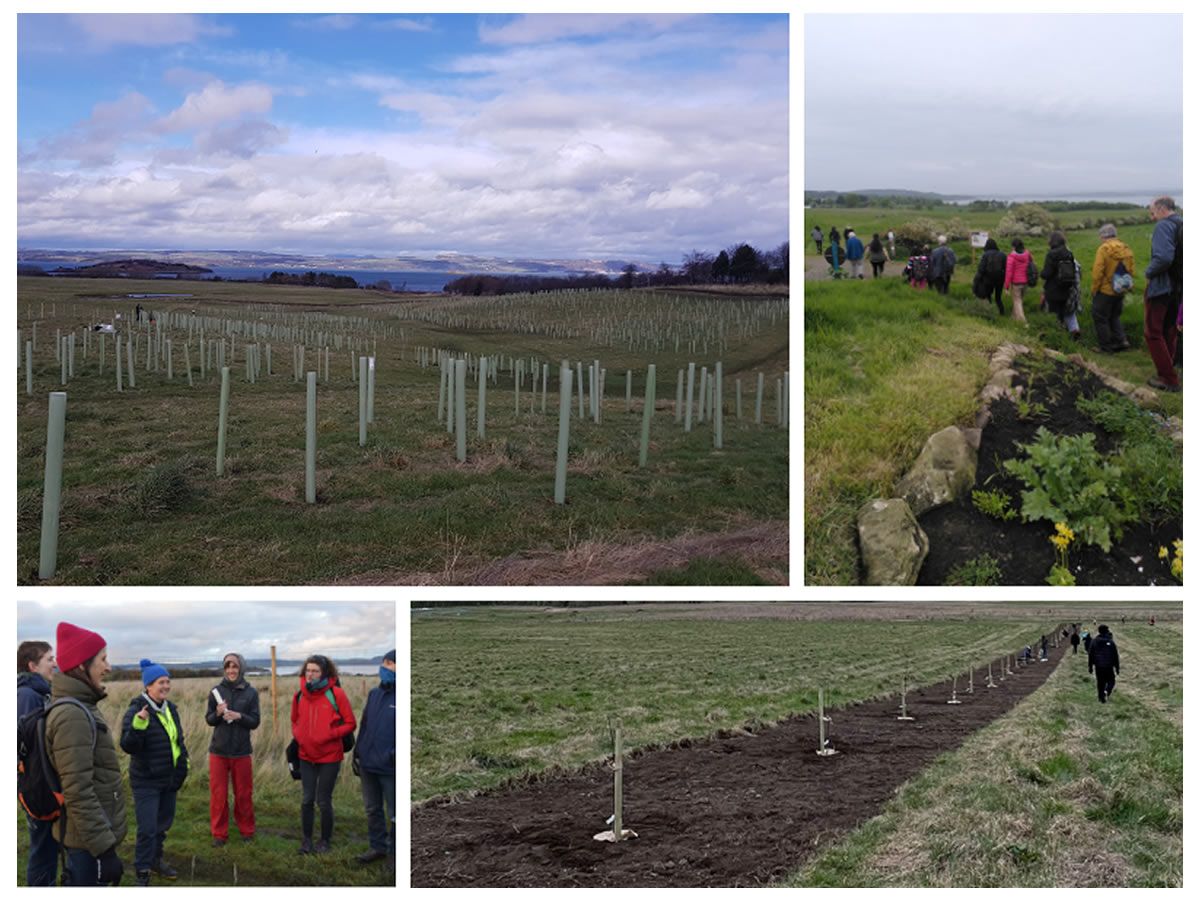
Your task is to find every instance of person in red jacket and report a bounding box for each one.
[290,655,356,854]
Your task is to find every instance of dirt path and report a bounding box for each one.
[410,635,1069,887]
[804,254,908,282]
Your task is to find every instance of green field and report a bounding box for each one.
[804,205,1181,585]
[16,676,392,886]
[785,619,1182,887]
[411,602,1181,887]
[16,278,788,585]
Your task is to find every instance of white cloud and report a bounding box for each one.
[479,13,696,45]
[159,81,274,133]
[294,14,359,32]
[374,17,435,33]
[69,13,229,48]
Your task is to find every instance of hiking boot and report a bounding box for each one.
[212,837,227,848]
[299,837,314,855]
[135,870,151,887]
[152,860,177,880]
[1148,377,1181,393]
[314,839,331,854]
[356,849,388,864]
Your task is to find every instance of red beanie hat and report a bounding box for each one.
[56,622,106,672]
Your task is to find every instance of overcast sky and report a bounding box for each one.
[806,13,1182,198]
[17,599,396,665]
[16,12,788,262]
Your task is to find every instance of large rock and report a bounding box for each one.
[857,498,929,586]
[894,426,978,517]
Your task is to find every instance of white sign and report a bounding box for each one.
[970,231,989,249]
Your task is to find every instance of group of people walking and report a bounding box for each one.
[813,225,896,279]
[18,623,396,886]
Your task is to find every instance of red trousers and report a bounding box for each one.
[1144,294,1181,386]
[209,754,255,839]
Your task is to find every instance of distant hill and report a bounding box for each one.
[47,257,212,279]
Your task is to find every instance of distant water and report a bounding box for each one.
[947,193,1184,207]
[245,664,383,677]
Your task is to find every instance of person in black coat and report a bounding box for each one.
[353,650,396,871]
[205,652,260,846]
[120,660,188,886]
[974,238,1008,314]
[1041,231,1082,338]
[1087,624,1120,703]
[1070,629,1081,654]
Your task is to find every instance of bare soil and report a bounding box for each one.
[410,637,1070,887]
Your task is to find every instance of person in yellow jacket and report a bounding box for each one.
[1090,223,1137,353]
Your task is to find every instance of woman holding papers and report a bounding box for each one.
[205,652,260,847]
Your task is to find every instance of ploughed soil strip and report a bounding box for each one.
[411,636,1069,887]
[918,357,1181,586]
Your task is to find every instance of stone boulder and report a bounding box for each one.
[894,426,978,517]
[857,498,929,586]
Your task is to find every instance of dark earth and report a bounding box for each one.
[411,634,1070,887]
[917,356,1181,586]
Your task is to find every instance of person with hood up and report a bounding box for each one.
[1004,238,1034,324]
[1090,223,1136,352]
[1041,231,1082,339]
[44,622,127,886]
[18,640,59,886]
[291,655,357,854]
[1070,628,1081,655]
[1087,624,1121,703]
[353,650,396,870]
[205,652,260,847]
[120,659,189,886]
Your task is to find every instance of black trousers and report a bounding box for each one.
[300,760,341,841]
[1094,666,1116,702]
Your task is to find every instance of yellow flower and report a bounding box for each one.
[1158,546,1170,560]
[1054,522,1075,544]
[1171,558,1183,579]
[1173,538,1183,556]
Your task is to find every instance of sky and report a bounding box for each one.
[17,599,396,665]
[806,13,1183,198]
[16,12,789,262]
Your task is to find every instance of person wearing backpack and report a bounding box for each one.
[205,651,259,847]
[291,655,357,854]
[1090,223,1136,353]
[929,235,957,294]
[867,233,888,278]
[119,659,189,886]
[1087,624,1121,703]
[352,650,396,872]
[974,238,1008,314]
[811,225,823,256]
[1144,196,1183,392]
[18,640,59,886]
[1041,231,1082,339]
[43,622,127,887]
[1004,238,1034,324]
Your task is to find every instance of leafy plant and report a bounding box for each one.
[1002,428,1130,552]
[972,489,1017,521]
[944,554,1003,586]
[1047,522,1076,586]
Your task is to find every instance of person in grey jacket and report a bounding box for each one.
[204,652,260,846]
[929,235,957,294]
[1143,196,1182,392]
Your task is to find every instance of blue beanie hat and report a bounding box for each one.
[140,658,170,686]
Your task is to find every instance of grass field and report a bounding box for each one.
[409,602,1176,804]
[784,620,1181,887]
[16,675,392,887]
[804,205,1181,585]
[16,278,788,585]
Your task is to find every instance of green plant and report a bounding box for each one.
[971,489,1017,521]
[1003,428,1129,552]
[1076,392,1160,443]
[944,554,1003,586]
[1047,522,1076,586]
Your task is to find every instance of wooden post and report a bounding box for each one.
[554,365,573,505]
[816,687,837,756]
[216,367,231,476]
[270,645,278,734]
[897,674,915,720]
[38,392,67,580]
[305,372,317,503]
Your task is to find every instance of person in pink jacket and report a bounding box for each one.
[1003,238,1034,324]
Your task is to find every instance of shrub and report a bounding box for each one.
[131,459,193,516]
[997,203,1059,237]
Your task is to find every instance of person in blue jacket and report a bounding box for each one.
[18,640,59,886]
[353,650,396,871]
[844,230,865,279]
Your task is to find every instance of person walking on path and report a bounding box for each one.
[205,652,260,847]
[1070,629,1081,655]
[1041,231,1082,339]
[1088,624,1121,703]
[1040,634,1049,661]
[867,233,888,278]
[291,655,357,855]
[1004,239,1034,324]
[44,622,127,887]
[353,650,396,872]
[929,235,957,295]
[812,225,824,256]
[1143,196,1183,392]
[844,230,865,279]
[974,237,1008,314]
[120,659,189,886]
[1090,223,1136,352]
[18,640,60,886]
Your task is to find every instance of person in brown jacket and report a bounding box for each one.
[1090,223,1136,352]
[44,622,128,886]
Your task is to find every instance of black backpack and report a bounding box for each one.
[1056,253,1077,284]
[986,251,1006,279]
[17,698,97,822]
[1025,257,1039,287]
